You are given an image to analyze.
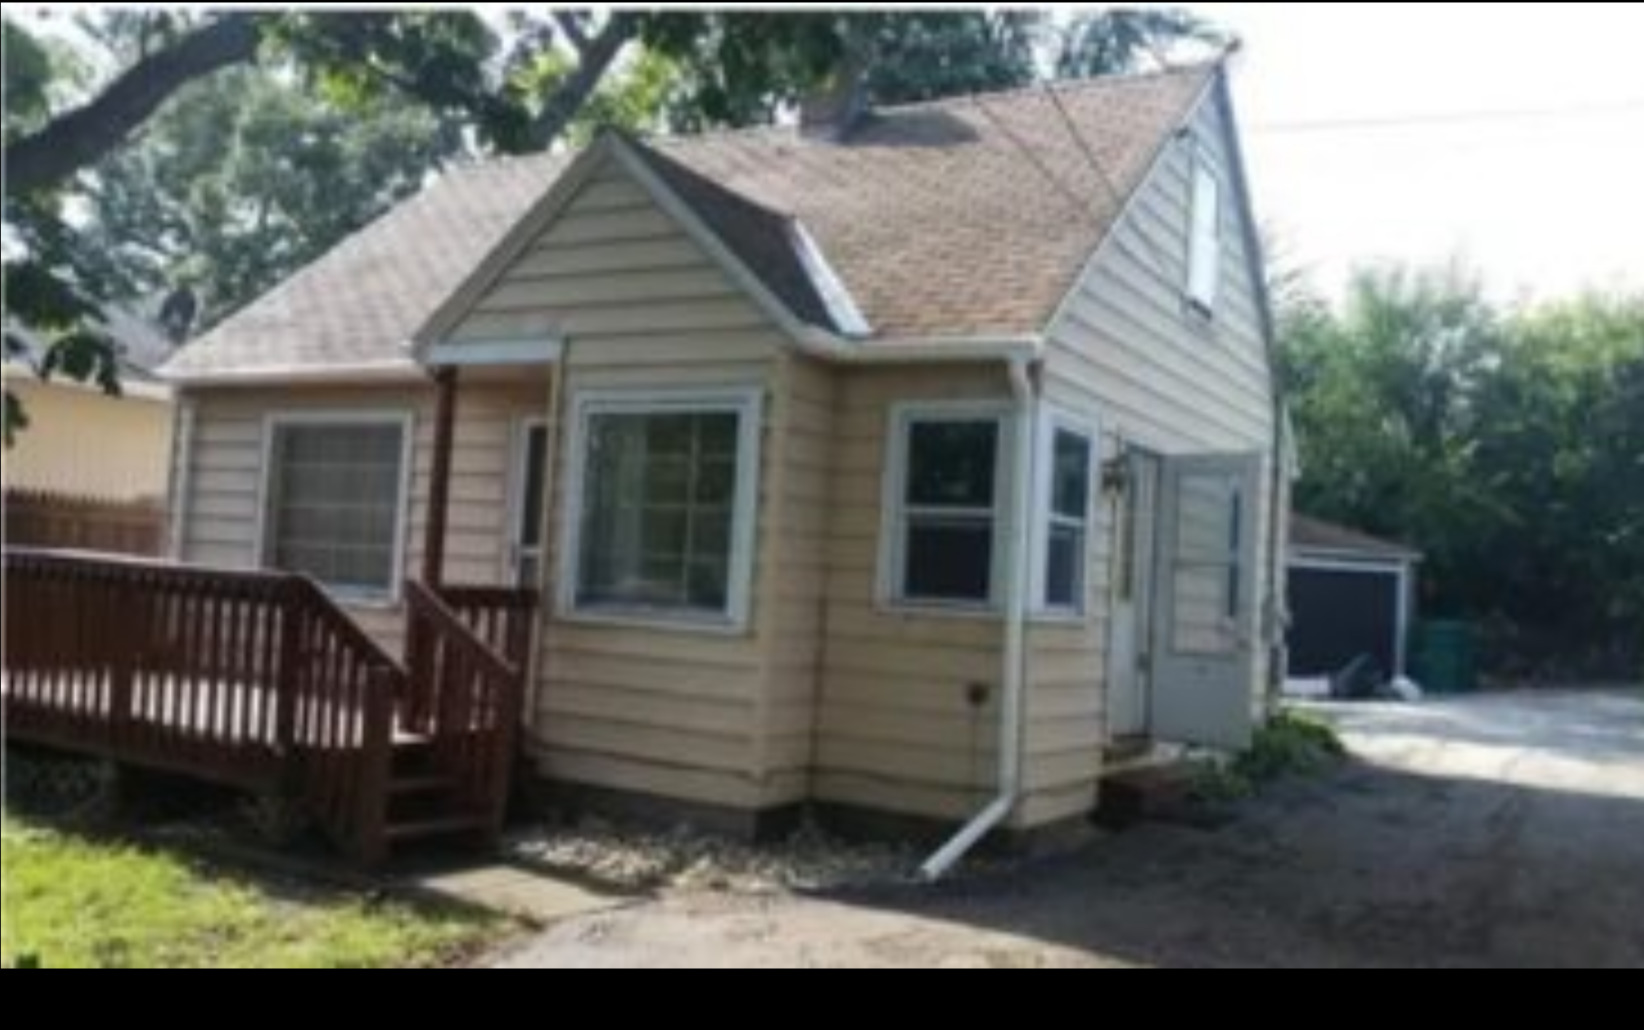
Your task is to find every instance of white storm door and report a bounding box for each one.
[1151,453,1262,750]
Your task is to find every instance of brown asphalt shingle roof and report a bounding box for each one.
[163,66,1213,380]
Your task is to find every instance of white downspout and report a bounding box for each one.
[920,356,1038,881]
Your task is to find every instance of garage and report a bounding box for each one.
[1288,516,1422,682]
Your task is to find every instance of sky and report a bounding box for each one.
[1182,2,1644,300]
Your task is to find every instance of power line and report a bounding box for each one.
[1251,98,1644,136]
[971,95,1107,233]
[1041,83,1183,282]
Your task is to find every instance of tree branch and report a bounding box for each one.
[4,14,262,196]
[553,11,592,55]
[530,12,637,148]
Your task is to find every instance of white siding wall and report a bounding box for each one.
[1031,82,1278,824]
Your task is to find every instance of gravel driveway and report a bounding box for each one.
[494,690,1644,969]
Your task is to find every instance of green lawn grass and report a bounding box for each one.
[1,815,502,968]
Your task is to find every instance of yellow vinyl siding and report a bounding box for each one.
[492,155,792,811]
[812,364,1013,822]
[2,375,173,502]
[176,379,545,654]
[1034,88,1277,818]
[752,354,836,806]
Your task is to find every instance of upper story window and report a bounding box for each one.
[885,409,1009,609]
[262,415,410,600]
[566,389,761,629]
[1187,159,1223,314]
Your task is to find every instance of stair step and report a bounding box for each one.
[385,814,489,844]
[388,775,459,797]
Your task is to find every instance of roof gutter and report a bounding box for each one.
[920,353,1038,881]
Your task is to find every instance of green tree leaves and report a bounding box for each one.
[1282,271,1644,676]
[86,67,466,335]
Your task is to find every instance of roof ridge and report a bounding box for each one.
[868,61,1220,117]
[451,64,1219,169]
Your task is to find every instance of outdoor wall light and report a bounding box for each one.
[1101,455,1131,498]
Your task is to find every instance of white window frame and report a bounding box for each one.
[1186,152,1223,315]
[879,401,1014,616]
[505,415,551,590]
[1032,409,1099,619]
[257,410,415,606]
[558,385,764,634]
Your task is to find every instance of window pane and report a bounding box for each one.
[904,516,992,603]
[907,420,997,508]
[695,457,737,506]
[519,426,548,549]
[1046,525,1084,610]
[1051,430,1091,520]
[1189,166,1222,309]
[267,422,403,593]
[576,409,741,616]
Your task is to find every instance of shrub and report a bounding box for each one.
[1235,709,1347,783]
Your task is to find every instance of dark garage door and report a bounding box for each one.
[1288,567,1400,678]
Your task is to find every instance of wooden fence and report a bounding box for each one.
[3,489,167,556]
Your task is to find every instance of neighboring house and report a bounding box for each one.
[1288,515,1421,683]
[158,62,1286,856]
[3,310,176,502]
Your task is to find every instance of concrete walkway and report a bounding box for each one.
[492,689,1644,968]
[407,864,636,927]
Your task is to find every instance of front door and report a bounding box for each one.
[509,420,549,589]
[1151,453,1262,750]
[1107,450,1162,739]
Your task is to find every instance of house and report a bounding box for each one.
[146,62,1285,864]
[1288,515,1421,685]
[3,310,176,503]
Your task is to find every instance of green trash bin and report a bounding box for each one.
[1413,621,1476,694]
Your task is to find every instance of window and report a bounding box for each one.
[1040,424,1094,613]
[566,391,760,626]
[263,416,409,598]
[887,410,1007,608]
[1187,160,1222,313]
[510,421,549,588]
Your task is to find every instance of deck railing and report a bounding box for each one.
[3,549,405,862]
[435,586,538,672]
[402,581,527,839]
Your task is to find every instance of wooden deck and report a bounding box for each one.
[3,549,535,864]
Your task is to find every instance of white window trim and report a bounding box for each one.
[1031,408,1099,619]
[878,401,1015,616]
[505,415,550,589]
[1186,151,1224,316]
[256,410,415,607]
[557,385,764,635]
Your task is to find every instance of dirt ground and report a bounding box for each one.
[493,690,1644,969]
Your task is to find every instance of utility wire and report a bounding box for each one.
[1251,99,1644,136]
[1041,83,1185,282]
[973,90,1186,286]
[972,94,1108,233]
